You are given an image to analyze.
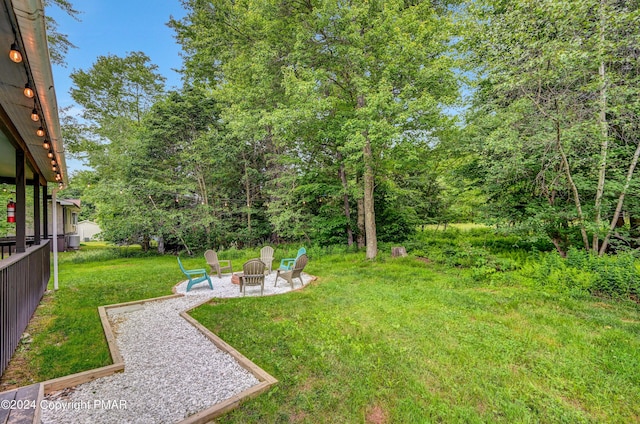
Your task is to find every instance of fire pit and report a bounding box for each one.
[231,272,243,286]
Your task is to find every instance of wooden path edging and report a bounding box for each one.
[173,273,318,423]
[7,273,318,422]
[40,293,182,394]
[177,299,278,424]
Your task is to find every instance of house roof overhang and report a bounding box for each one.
[0,0,67,186]
[57,198,80,208]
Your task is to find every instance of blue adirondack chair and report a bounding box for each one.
[177,257,213,292]
[279,247,306,271]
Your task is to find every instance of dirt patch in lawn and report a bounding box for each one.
[366,404,388,424]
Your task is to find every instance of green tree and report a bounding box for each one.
[282,0,459,258]
[67,52,166,250]
[172,0,459,257]
[171,0,290,247]
[465,0,640,255]
[58,171,96,221]
[132,87,229,252]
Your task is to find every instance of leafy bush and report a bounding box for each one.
[403,228,522,281]
[522,249,640,298]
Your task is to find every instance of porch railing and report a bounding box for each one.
[0,240,50,376]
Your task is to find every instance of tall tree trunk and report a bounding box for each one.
[593,0,609,254]
[556,120,590,251]
[551,238,567,258]
[363,136,377,259]
[527,96,590,252]
[357,195,365,249]
[598,138,640,255]
[141,234,150,252]
[244,158,252,246]
[357,95,377,259]
[337,152,354,247]
[195,166,213,237]
[264,125,281,243]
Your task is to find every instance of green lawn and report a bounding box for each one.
[191,254,640,423]
[2,243,258,383]
[28,245,182,380]
[2,243,639,423]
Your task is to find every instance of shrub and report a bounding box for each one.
[402,230,523,283]
[522,249,640,299]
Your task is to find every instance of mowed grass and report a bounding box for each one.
[191,254,640,423]
[4,242,256,383]
[30,246,181,380]
[2,242,639,422]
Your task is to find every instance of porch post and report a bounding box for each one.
[34,178,41,245]
[52,187,59,290]
[15,150,26,253]
[43,185,48,239]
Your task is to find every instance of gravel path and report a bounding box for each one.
[41,271,312,424]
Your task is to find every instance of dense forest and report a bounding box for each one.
[57,0,640,259]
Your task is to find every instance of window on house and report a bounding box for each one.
[72,212,78,226]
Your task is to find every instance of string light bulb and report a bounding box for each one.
[51,159,56,166]
[52,165,57,172]
[30,107,39,122]
[23,83,34,98]
[47,151,54,159]
[9,42,22,63]
[42,140,50,150]
[36,127,45,137]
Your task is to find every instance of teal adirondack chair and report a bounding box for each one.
[279,247,306,271]
[177,257,213,292]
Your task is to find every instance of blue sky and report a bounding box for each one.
[50,1,186,104]
[48,1,187,172]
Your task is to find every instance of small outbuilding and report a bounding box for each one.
[48,198,81,250]
[77,219,101,241]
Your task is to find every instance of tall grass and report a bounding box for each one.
[404,228,640,300]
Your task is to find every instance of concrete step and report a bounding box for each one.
[0,383,42,424]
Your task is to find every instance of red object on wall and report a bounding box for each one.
[7,200,15,223]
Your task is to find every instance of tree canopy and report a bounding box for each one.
[57,0,640,257]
